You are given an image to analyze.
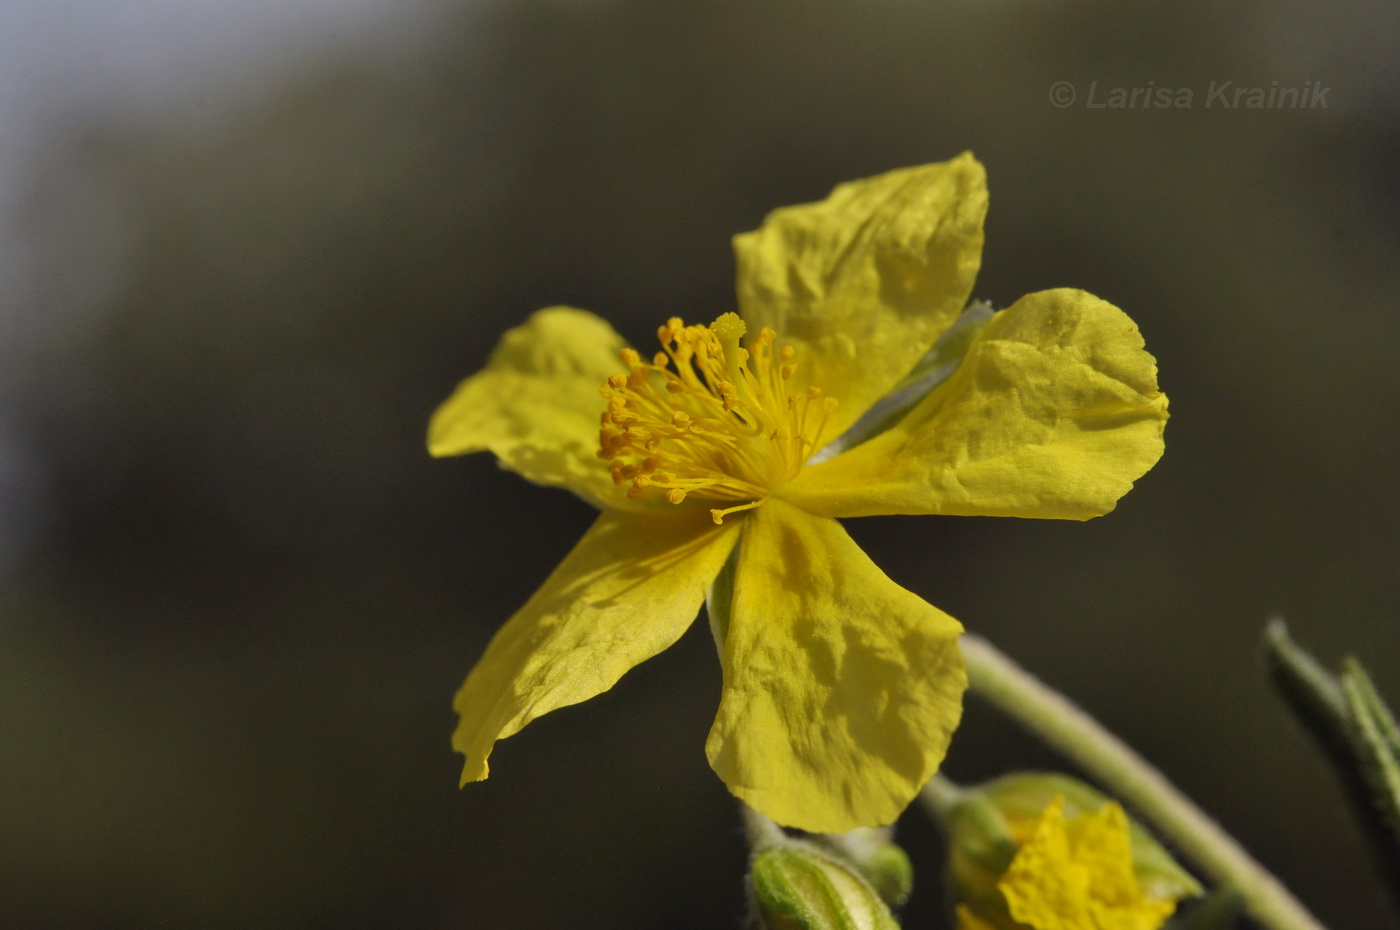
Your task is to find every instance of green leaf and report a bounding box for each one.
[1264,619,1349,762]
[1342,660,1400,856]
[1265,620,1400,910]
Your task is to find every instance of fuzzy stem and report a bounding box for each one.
[919,773,966,828]
[959,633,1327,930]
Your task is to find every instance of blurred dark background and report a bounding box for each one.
[1,0,1397,927]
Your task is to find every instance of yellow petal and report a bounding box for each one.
[1001,800,1177,930]
[733,154,987,439]
[705,499,966,832]
[1068,804,1144,908]
[428,306,638,510]
[1072,805,1178,929]
[782,289,1168,520]
[1000,799,1094,930]
[452,507,739,783]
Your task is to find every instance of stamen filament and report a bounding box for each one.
[597,314,837,515]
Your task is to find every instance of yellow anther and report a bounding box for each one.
[596,315,835,514]
[710,498,767,524]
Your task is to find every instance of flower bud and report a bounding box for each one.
[815,826,914,908]
[945,774,1200,930]
[749,843,901,930]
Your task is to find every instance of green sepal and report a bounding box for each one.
[808,301,993,464]
[943,790,1021,924]
[706,538,740,647]
[749,844,901,930]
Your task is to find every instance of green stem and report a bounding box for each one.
[919,773,966,827]
[741,801,789,852]
[959,634,1327,930]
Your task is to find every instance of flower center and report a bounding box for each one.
[597,313,838,524]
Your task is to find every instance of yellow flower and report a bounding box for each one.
[428,153,1168,833]
[955,798,1183,930]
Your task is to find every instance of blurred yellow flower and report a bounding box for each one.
[429,153,1169,833]
[956,798,1181,930]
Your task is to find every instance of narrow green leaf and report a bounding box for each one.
[1344,658,1400,759]
[1265,621,1400,913]
[1264,619,1348,760]
[1342,660,1400,853]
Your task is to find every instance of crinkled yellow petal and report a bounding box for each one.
[1073,805,1177,929]
[782,289,1168,520]
[452,507,739,783]
[1068,804,1147,910]
[1000,800,1176,930]
[428,306,639,510]
[733,153,987,439]
[1000,799,1093,930]
[705,499,966,833]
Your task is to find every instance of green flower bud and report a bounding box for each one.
[750,843,901,930]
[861,842,914,909]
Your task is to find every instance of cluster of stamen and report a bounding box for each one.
[598,313,837,524]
